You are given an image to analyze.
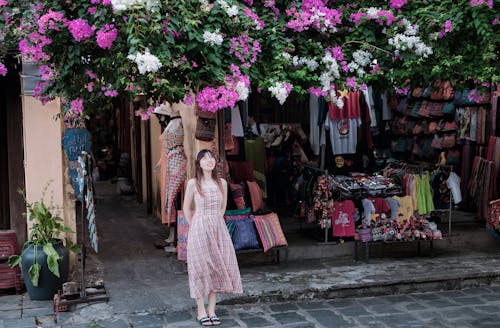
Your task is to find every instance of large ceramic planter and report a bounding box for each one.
[21,241,69,300]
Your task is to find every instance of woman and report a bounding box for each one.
[183,149,243,326]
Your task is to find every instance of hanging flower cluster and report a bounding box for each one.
[268,81,292,105]
[127,48,162,74]
[0,0,497,120]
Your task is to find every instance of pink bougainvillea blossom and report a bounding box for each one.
[242,8,265,30]
[19,33,52,62]
[96,24,118,49]
[286,1,342,33]
[395,85,411,95]
[0,0,9,6]
[374,10,396,26]
[38,9,64,34]
[308,87,327,97]
[85,82,95,92]
[350,12,366,25]
[196,86,239,112]
[67,19,95,42]
[135,106,155,120]
[470,0,493,8]
[346,76,357,89]
[389,0,407,9]
[70,98,84,114]
[438,20,453,38]
[229,34,261,65]
[493,18,499,25]
[39,64,58,81]
[88,7,97,15]
[0,62,7,76]
[330,46,344,60]
[85,69,97,79]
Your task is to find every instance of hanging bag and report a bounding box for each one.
[195,108,217,141]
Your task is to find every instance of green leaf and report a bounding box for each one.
[43,243,61,278]
[29,263,41,287]
[7,255,21,268]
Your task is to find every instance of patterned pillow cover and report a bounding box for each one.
[252,213,288,252]
[229,183,248,210]
[246,180,264,213]
[230,218,260,251]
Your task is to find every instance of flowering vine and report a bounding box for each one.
[0,0,497,120]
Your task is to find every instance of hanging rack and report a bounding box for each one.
[298,164,335,244]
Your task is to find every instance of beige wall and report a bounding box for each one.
[22,97,77,266]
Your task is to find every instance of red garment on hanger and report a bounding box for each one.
[328,91,361,120]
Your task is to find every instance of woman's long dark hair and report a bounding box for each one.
[195,149,224,196]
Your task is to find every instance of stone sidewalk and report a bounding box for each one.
[2,252,500,327]
[2,182,500,327]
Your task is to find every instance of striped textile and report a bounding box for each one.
[187,183,243,299]
[252,213,288,252]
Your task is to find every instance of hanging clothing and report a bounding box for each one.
[381,90,392,121]
[187,182,243,299]
[309,94,321,155]
[324,117,362,155]
[165,118,187,226]
[328,91,361,120]
[416,173,435,215]
[363,86,377,128]
[446,172,462,204]
[231,105,245,137]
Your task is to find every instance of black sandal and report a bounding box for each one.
[197,316,213,326]
[209,315,221,326]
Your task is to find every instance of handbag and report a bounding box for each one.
[441,81,454,101]
[195,116,216,141]
[487,199,500,229]
[442,132,456,148]
[431,81,444,100]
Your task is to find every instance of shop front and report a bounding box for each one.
[145,83,500,263]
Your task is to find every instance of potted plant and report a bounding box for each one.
[8,189,78,300]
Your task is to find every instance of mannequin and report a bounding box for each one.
[163,104,187,252]
[154,103,187,252]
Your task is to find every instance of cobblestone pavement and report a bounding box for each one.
[1,285,499,327]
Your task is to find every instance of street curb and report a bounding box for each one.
[219,271,500,305]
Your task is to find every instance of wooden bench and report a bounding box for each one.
[353,239,434,263]
[236,246,288,264]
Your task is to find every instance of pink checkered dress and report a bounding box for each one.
[187,183,243,299]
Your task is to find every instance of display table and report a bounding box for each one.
[353,239,435,263]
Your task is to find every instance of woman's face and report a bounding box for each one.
[199,152,216,171]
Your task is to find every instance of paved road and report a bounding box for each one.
[3,285,498,328]
[163,285,500,328]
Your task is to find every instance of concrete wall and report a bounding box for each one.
[22,97,77,266]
